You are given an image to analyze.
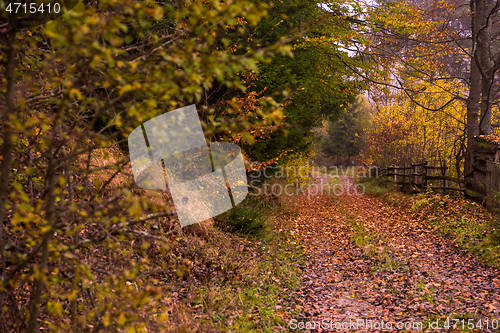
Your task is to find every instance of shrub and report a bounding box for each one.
[0,0,286,331]
[280,152,314,188]
[214,198,268,238]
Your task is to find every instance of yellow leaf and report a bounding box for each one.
[118,313,126,326]
[69,88,82,100]
[93,179,101,188]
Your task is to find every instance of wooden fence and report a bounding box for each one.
[380,162,465,193]
[377,137,500,208]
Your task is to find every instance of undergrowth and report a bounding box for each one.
[213,195,273,239]
[179,192,304,332]
[360,176,397,199]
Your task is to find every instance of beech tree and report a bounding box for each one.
[340,0,500,176]
[466,0,500,174]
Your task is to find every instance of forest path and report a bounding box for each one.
[285,176,500,332]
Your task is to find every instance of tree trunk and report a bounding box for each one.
[479,74,493,135]
[465,60,481,177]
[0,12,18,324]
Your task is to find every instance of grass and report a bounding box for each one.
[213,195,271,239]
[339,204,406,273]
[175,188,304,332]
[190,231,303,332]
[410,197,430,212]
[338,190,492,332]
[414,280,437,305]
[425,213,500,266]
[348,216,379,252]
[359,176,398,199]
[359,176,500,269]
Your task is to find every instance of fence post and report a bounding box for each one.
[410,163,415,191]
[405,163,409,190]
[442,160,447,192]
[404,163,406,188]
[407,163,410,189]
[423,162,427,192]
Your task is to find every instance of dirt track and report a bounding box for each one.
[286,176,500,332]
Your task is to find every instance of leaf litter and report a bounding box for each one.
[283,176,500,332]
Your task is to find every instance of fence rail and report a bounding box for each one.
[380,162,464,193]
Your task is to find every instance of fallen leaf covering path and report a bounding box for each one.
[285,176,500,332]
